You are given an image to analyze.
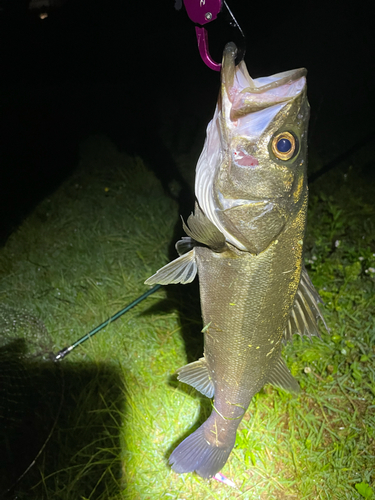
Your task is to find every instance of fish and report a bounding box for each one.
[145,42,326,479]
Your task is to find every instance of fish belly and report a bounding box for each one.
[197,244,295,413]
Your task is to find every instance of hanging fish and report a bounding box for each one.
[146,42,326,479]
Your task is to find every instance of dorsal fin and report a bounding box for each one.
[145,249,197,286]
[182,204,226,252]
[284,267,329,342]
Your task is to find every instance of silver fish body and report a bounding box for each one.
[146,43,325,478]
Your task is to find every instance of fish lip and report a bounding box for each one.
[223,43,307,96]
[238,68,307,94]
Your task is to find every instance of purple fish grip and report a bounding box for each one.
[195,26,221,71]
[183,0,222,25]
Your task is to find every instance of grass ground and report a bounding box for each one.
[0,134,374,499]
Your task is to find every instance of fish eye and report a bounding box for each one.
[271,132,297,161]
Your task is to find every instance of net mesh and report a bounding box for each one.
[0,305,63,496]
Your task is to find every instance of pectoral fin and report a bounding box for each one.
[145,249,197,285]
[284,267,329,342]
[267,356,300,393]
[182,204,226,251]
[175,236,196,256]
[176,357,214,398]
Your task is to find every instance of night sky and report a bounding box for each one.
[0,0,374,242]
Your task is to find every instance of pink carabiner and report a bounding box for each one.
[181,0,245,71]
[195,26,221,71]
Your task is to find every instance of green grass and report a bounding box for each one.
[0,135,374,499]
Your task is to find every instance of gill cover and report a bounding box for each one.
[195,42,310,254]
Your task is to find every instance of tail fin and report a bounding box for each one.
[169,414,237,479]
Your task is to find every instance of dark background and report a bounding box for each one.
[0,0,374,243]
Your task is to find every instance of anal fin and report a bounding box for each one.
[267,356,300,393]
[177,357,214,398]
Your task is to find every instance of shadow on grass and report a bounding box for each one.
[0,344,125,500]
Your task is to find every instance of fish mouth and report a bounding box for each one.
[222,42,307,121]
